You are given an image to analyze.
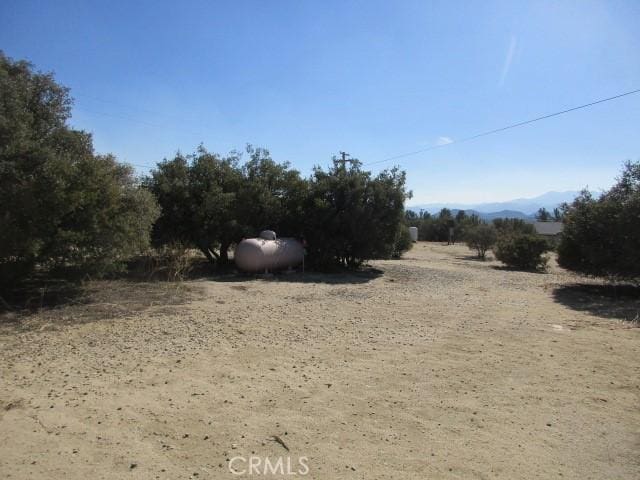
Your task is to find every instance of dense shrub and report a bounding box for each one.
[465,224,497,259]
[391,226,413,259]
[494,234,550,271]
[0,52,159,283]
[558,161,640,281]
[146,145,307,265]
[406,209,481,243]
[1,52,411,278]
[492,218,535,235]
[302,161,410,268]
[147,152,410,270]
[148,243,193,281]
[146,148,242,264]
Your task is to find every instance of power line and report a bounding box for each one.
[364,88,640,167]
[72,105,212,141]
[74,107,164,128]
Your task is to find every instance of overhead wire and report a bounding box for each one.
[68,88,640,171]
[364,88,640,167]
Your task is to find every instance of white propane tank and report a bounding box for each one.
[409,226,418,242]
[259,230,277,240]
[235,237,304,272]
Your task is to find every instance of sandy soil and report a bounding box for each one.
[1,242,639,479]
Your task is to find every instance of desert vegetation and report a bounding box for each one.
[0,52,412,298]
[494,233,551,271]
[408,209,553,270]
[558,161,640,282]
[4,51,639,292]
[1,50,640,480]
[0,53,159,284]
[464,223,497,259]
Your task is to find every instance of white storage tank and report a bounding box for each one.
[409,226,418,242]
[259,230,277,240]
[235,236,304,272]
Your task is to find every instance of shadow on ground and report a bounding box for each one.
[454,255,492,263]
[0,261,382,327]
[0,277,84,315]
[552,283,640,323]
[0,276,195,329]
[491,265,547,274]
[204,266,384,285]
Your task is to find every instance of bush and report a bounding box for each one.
[0,52,159,283]
[139,243,193,281]
[147,151,410,270]
[391,226,413,259]
[302,160,410,268]
[2,52,411,278]
[405,210,482,243]
[146,145,307,266]
[558,161,640,281]
[465,224,497,259]
[494,234,550,271]
[492,218,535,235]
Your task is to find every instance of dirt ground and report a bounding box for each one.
[1,242,639,479]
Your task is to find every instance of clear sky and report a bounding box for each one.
[2,0,639,204]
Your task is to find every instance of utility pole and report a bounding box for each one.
[334,151,354,169]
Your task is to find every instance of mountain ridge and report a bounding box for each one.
[408,191,581,217]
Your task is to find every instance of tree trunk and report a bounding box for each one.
[219,241,230,265]
[199,245,218,264]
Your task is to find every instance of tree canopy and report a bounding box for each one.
[1,51,413,281]
[147,152,411,269]
[557,161,640,281]
[302,159,410,268]
[0,51,158,282]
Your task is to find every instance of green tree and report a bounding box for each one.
[492,218,535,235]
[454,210,468,240]
[236,145,307,240]
[437,208,455,243]
[303,159,410,268]
[392,226,413,259]
[455,210,467,223]
[552,207,563,221]
[190,148,243,264]
[536,207,551,221]
[405,209,418,220]
[147,147,242,264]
[0,52,158,282]
[147,145,306,265]
[465,224,497,259]
[557,161,640,281]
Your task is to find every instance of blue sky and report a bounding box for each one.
[2,0,639,204]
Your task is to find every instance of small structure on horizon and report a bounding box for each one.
[533,221,563,238]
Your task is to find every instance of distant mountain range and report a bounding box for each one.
[408,191,582,221]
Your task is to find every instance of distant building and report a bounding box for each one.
[533,221,563,238]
